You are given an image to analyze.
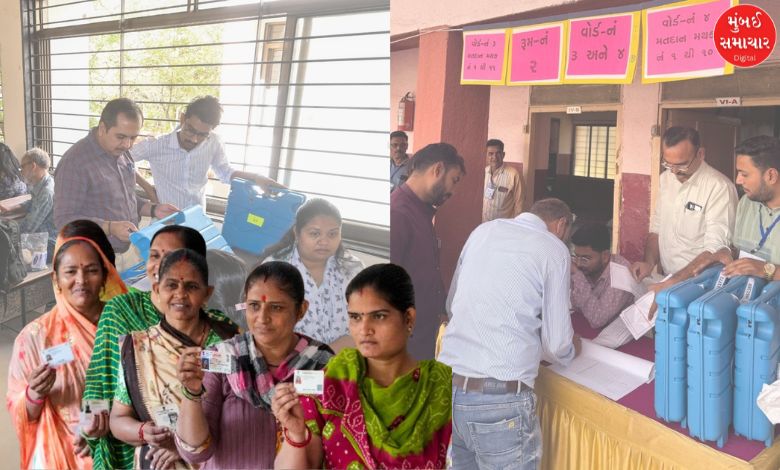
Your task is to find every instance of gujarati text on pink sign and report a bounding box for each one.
[510,25,564,83]
[567,14,635,77]
[645,0,732,76]
[462,31,507,83]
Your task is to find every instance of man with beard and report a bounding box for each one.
[482,138,523,222]
[693,136,780,281]
[390,130,412,192]
[570,222,635,329]
[391,142,465,359]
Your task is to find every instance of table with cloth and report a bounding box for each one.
[535,311,780,469]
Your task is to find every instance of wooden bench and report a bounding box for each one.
[1,266,55,332]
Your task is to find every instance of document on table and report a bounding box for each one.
[547,339,655,401]
[610,262,647,298]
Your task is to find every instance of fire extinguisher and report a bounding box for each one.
[397,92,415,131]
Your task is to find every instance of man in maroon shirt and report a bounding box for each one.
[390,142,465,360]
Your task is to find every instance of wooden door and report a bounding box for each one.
[665,109,740,180]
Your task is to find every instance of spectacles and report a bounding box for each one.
[661,150,700,173]
[570,253,593,263]
[180,123,212,140]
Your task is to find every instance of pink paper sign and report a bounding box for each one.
[645,0,733,77]
[509,24,564,84]
[566,13,636,78]
[461,30,507,83]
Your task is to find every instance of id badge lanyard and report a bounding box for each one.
[753,206,780,254]
[484,172,497,200]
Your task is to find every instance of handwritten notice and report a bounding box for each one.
[564,12,640,84]
[461,29,509,85]
[508,22,567,85]
[642,0,736,83]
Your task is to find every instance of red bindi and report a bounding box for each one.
[261,294,267,302]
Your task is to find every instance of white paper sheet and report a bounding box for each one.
[739,250,766,262]
[548,339,655,401]
[620,291,657,340]
[592,316,634,349]
[610,262,647,298]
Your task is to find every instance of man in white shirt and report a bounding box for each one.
[132,95,283,210]
[439,198,579,470]
[482,138,524,222]
[631,126,737,294]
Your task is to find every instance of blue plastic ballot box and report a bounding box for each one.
[734,280,780,447]
[655,265,725,426]
[128,205,230,260]
[686,275,766,448]
[120,205,231,282]
[221,178,306,255]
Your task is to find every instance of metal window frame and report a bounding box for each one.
[22,0,390,255]
[571,123,617,181]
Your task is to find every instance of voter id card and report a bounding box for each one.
[79,399,109,429]
[294,370,324,395]
[200,350,234,374]
[151,404,179,430]
[41,342,74,367]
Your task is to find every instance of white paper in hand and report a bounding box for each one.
[620,291,657,340]
[294,370,324,395]
[592,316,634,349]
[610,262,647,298]
[41,343,75,367]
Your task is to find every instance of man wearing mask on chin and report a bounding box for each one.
[391,142,465,360]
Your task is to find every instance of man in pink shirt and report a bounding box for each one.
[570,223,635,329]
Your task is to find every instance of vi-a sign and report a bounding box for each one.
[715,97,741,107]
[566,106,582,114]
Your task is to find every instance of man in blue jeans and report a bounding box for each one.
[439,198,580,469]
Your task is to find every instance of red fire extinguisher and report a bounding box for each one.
[397,92,415,131]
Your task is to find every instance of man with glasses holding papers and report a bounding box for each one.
[131,95,283,210]
[630,126,737,295]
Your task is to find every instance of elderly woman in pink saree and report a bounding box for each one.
[6,221,127,469]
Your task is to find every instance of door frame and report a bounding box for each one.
[654,98,780,224]
[527,104,622,252]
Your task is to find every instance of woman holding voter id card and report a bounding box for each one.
[174,261,333,469]
[6,220,127,470]
[109,249,238,470]
[84,225,236,470]
[273,264,452,470]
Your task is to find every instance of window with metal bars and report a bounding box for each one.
[22,0,390,251]
[572,124,617,180]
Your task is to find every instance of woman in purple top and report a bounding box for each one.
[174,261,333,469]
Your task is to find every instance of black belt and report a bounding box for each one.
[452,373,529,395]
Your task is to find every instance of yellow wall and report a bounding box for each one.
[0,0,26,157]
